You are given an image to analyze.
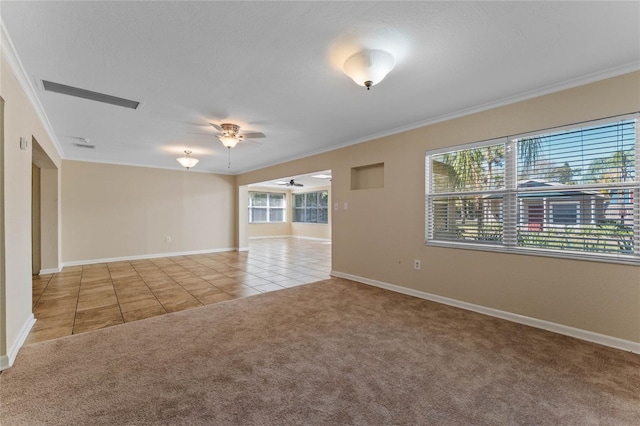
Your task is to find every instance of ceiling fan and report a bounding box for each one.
[209,123,265,148]
[279,179,304,187]
[209,123,265,168]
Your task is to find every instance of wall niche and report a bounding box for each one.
[350,162,384,190]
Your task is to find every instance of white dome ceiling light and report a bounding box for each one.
[176,150,199,170]
[342,49,396,90]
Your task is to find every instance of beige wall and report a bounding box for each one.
[238,72,640,343]
[1,52,62,368]
[61,160,236,263]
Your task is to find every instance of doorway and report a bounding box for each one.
[31,138,59,275]
[240,170,332,248]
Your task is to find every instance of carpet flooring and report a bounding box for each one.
[1,278,638,425]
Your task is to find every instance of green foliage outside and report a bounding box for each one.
[518,224,633,253]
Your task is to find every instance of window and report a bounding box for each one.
[248,192,285,223]
[426,114,639,263]
[549,201,579,225]
[293,191,329,224]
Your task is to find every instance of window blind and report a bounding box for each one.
[426,114,639,263]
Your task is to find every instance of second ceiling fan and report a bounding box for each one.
[279,179,303,187]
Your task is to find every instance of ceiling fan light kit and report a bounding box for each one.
[209,122,266,168]
[176,150,199,170]
[219,135,239,149]
[343,49,395,90]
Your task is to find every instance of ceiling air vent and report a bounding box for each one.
[42,80,140,110]
[73,143,96,149]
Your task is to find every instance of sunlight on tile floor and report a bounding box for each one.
[28,238,331,344]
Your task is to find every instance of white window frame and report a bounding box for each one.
[293,191,329,224]
[425,113,640,265]
[248,192,286,224]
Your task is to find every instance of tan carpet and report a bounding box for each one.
[1,278,638,425]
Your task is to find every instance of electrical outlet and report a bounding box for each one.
[414,259,421,270]
[165,236,171,244]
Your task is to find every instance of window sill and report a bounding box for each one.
[425,240,640,266]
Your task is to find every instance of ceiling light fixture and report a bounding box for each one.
[343,49,395,90]
[176,150,199,170]
[219,135,239,149]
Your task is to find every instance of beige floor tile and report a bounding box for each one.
[76,294,119,312]
[38,288,79,301]
[225,287,262,298]
[34,298,78,318]
[25,326,73,344]
[174,275,208,285]
[30,239,331,343]
[198,292,234,305]
[122,305,167,322]
[73,304,124,334]
[119,297,163,313]
[179,280,214,292]
[78,287,117,299]
[112,276,146,286]
[188,286,226,298]
[276,279,306,288]
[116,290,157,304]
[153,287,193,300]
[32,311,76,330]
[162,298,203,313]
[213,282,249,293]
[252,283,286,293]
[209,277,243,287]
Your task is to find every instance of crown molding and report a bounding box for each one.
[240,62,640,175]
[0,18,64,159]
[62,156,234,175]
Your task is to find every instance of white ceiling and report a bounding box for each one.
[2,1,639,174]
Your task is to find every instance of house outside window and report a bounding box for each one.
[293,191,329,224]
[248,192,285,223]
[425,113,639,263]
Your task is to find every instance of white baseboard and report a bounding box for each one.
[248,235,291,240]
[248,235,331,242]
[293,236,331,242]
[0,314,36,371]
[331,271,640,355]
[62,247,238,267]
[238,247,250,252]
[39,266,62,274]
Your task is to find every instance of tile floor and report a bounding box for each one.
[28,238,331,344]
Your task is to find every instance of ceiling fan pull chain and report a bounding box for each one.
[228,147,231,168]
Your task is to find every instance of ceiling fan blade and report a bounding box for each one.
[295,183,304,187]
[209,123,223,132]
[241,132,266,139]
